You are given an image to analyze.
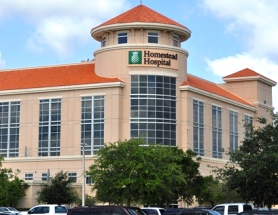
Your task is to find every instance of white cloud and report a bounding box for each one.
[202,0,278,58]
[206,54,278,111]
[202,0,278,111]
[0,0,130,57]
[0,52,5,69]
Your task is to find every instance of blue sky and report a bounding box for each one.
[0,0,277,110]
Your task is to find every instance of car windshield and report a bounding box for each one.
[8,208,19,212]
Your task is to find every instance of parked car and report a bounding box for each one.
[0,207,20,215]
[142,207,165,215]
[20,205,67,215]
[212,203,253,215]
[173,208,218,215]
[67,206,146,215]
[238,211,278,215]
[163,208,187,215]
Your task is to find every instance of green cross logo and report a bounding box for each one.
[129,51,142,64]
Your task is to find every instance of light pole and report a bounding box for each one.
[81,143,86,206]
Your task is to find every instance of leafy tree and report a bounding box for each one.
[87,138,202,206]
[214,113,278,208]
[195,175,243,207]
[0,156,29,207]
[37,170,80,205]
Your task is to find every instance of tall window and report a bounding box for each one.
[212,105,222,158]
[130,75,176,146]
[230,110,238,150]
[0,101,20,158]
[173,34,179,47]
[148,32,159,43]
[38,98,61,156]
[193,100,204,156]
[118,32,128,44]
[101,36,106,47]
[244,115,253,138]
[81,96,104,155]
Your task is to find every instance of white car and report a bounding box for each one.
[142,207,165,215]
[212,203,253,215]
[0,207,20,215]
[20,205,67,215]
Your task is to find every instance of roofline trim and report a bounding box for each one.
[180,85,256,111]
[0,61,95,72]
[94,44,189,57]
[91,22,191,41]
[253,101,275,111]
[0,82,125,95]
[223,76,277,86]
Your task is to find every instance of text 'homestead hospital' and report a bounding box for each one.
[1,4,276,207]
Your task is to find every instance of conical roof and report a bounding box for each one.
[91,4,190,41]
[93,4,186,29]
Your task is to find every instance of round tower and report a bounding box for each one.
[90,4,191,146]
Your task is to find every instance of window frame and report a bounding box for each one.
[38,98,61,157]
[173,34,179,47]
[229,110,238,150]
[68,172,77,183]
[147,31,159,44]
[117,32,128,44]
[212,105,222,158]
[101,36,106,47]
[193,99,204,156]
[25,173,34,181]
[81,95,105,155]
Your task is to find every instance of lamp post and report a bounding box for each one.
[81,143,86,206]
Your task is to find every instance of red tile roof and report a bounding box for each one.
[224,68,268,79]
[181,74,254,107]
[0,62,121,91]
[223,68,276,86]
[92,4,187,30]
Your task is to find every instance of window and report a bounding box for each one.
[25,173,33,180]
[213,206,224,215]
[0,101,20,158]
[55,206,67,213]
[41,173,49,181]
[68,172,77,183]
[38,98,61,156]
[86,176,93,184]
[101,36,106,47]
[193,100,204,156]
[228,205,238,214]
[130,75,176,146]
[118,32,128,44]
[148,32,159,43]
[173,34,179,47]
[212,105,222,158]
[81,96,105,155]
[230,110,238,150]
[244,115,253,138]
[29,206,50,214]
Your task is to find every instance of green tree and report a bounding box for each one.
[87,138,202,206]
[214,113,278,208]
[0,157,29,207]
[37,170,80,205]
[195,175,243,207]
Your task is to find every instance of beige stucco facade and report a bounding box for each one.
[1,5,276,209]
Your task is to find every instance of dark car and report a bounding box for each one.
[238,211,278,215]
[67,206,146,215]
[163,208,188,215]
[164,208,216,215]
